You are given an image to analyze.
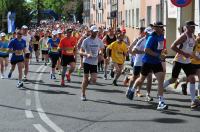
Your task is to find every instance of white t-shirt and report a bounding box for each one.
[81,37,104,65]
[133,37,146,66]
[22,34,32,53]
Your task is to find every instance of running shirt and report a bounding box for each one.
[40,37,49,51]
[191,39,200,64]
[32,35,40,45]
[58,36,77,56]
[174,33,196,64]
[142,32,165,64]
[0,40,9,56]
[8,38,26,62]
[133,37,147,66]
[105,35,116,46]
[22,34,31,53]
[81,37,104,65]
[48,38,60,54]
[107,41,128,65]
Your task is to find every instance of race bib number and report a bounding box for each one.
[51,47,58,52]
[1,48,9,53]
[157,41,164,50]
[15,50,23,56]
[65,48,74,54]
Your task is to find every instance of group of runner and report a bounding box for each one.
[0,20,200,110]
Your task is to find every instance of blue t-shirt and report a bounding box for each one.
[8,38,26,62]
[142,32,164,64]
[48,38,60,54]
[0,40,9,56]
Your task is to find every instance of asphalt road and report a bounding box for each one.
[0,59,199,132]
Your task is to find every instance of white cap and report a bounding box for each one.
[57,29,62,34]
[22,25,28,29]
[144,27,153,34]
[0,32,6,37]
[52,30,58,35]
[90,25,99,32]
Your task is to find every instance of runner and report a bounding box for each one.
[32,30,40,62]
[39,30,49,66]
[58,28,77,86]
[0,33,9,79]
[163,20,200,108]
[21,25,32,81]
[79,25,104,101]
[106,31,128,86]
[47,30,60,79]
[126,22,168,110]
[8,30,26,88]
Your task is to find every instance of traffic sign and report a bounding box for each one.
[171,0,192,7]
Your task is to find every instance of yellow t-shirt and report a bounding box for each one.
[107,41,128,64]
[191,41,200,64]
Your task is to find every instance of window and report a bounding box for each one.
[129,10,131,27]
[147,6,152,26]
[156,4,161,21]
[136,8,139,27]
[125,10,128,26]
[132,9,134,27]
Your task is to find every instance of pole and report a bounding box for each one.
[37,0,40,26]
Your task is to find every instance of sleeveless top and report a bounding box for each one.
[106,35,116,46]
[174,33,195,64]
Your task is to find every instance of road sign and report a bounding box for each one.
[170,0,192,7]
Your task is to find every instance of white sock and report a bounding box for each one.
[163,80,170,89]
[190,83,196,102]
[158,96,164,103]
[131,86,135,92]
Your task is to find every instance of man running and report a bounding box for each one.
[79,25,104,101]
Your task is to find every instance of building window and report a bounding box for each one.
[156,4,161,21]
[129,10,131,27]
[136,8,139,27]
[147,6,152,26]
[125,10,128,27]
[132,9,134,27]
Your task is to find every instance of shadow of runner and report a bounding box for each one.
[21,87,76,95]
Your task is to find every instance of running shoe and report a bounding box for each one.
[44,63,47,66]
[191,99,200,109]
[157,102,168,110]
[181,83,187,95]
[173,81,179,89]
[126,89,134,100]
[1,74,5,79]
[8,72,12,79]
[16,82,23,88]
[77,69,81,77]
[103,74,107,80]
[23,75,27,81]
[66,73,71,82]
[145,94,153,102]
[110,70,114,78]
[112,80,118,86]
[81,95,87,101]
[51,74,56,80]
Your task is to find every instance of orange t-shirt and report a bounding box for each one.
[59,37,77,55]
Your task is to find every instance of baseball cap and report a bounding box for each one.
[144,27,153,34]
[66,28,73,33]
[185,20,198,26]
[52,30,58,35]
[22,25,28,29]
[153,21,166,27]
[0,32,6,37]
[90,25,99,32]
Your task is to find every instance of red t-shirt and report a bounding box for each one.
[58,37,77,55]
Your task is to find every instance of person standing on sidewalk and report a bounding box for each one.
[79,25,104,101]
[126,22,168,110]
[8,30,26,88]
[106,31,128,86]
[163,20,200,108]
[58,28,77,86]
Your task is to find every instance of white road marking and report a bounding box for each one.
[33,124,48,132]
[26,90,31,95]
[34,66,64,132]
[26,99,31,106]
[25,110,34,118]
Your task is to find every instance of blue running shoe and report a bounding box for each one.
[157,102,168,110]
[8,72,12,79]
[126,89,134,100]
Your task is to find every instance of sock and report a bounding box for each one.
[131,86,135,92]
[158,96,164,103]
[62,67,67,79]
[190,83,196,102]
[163,80,170,89]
